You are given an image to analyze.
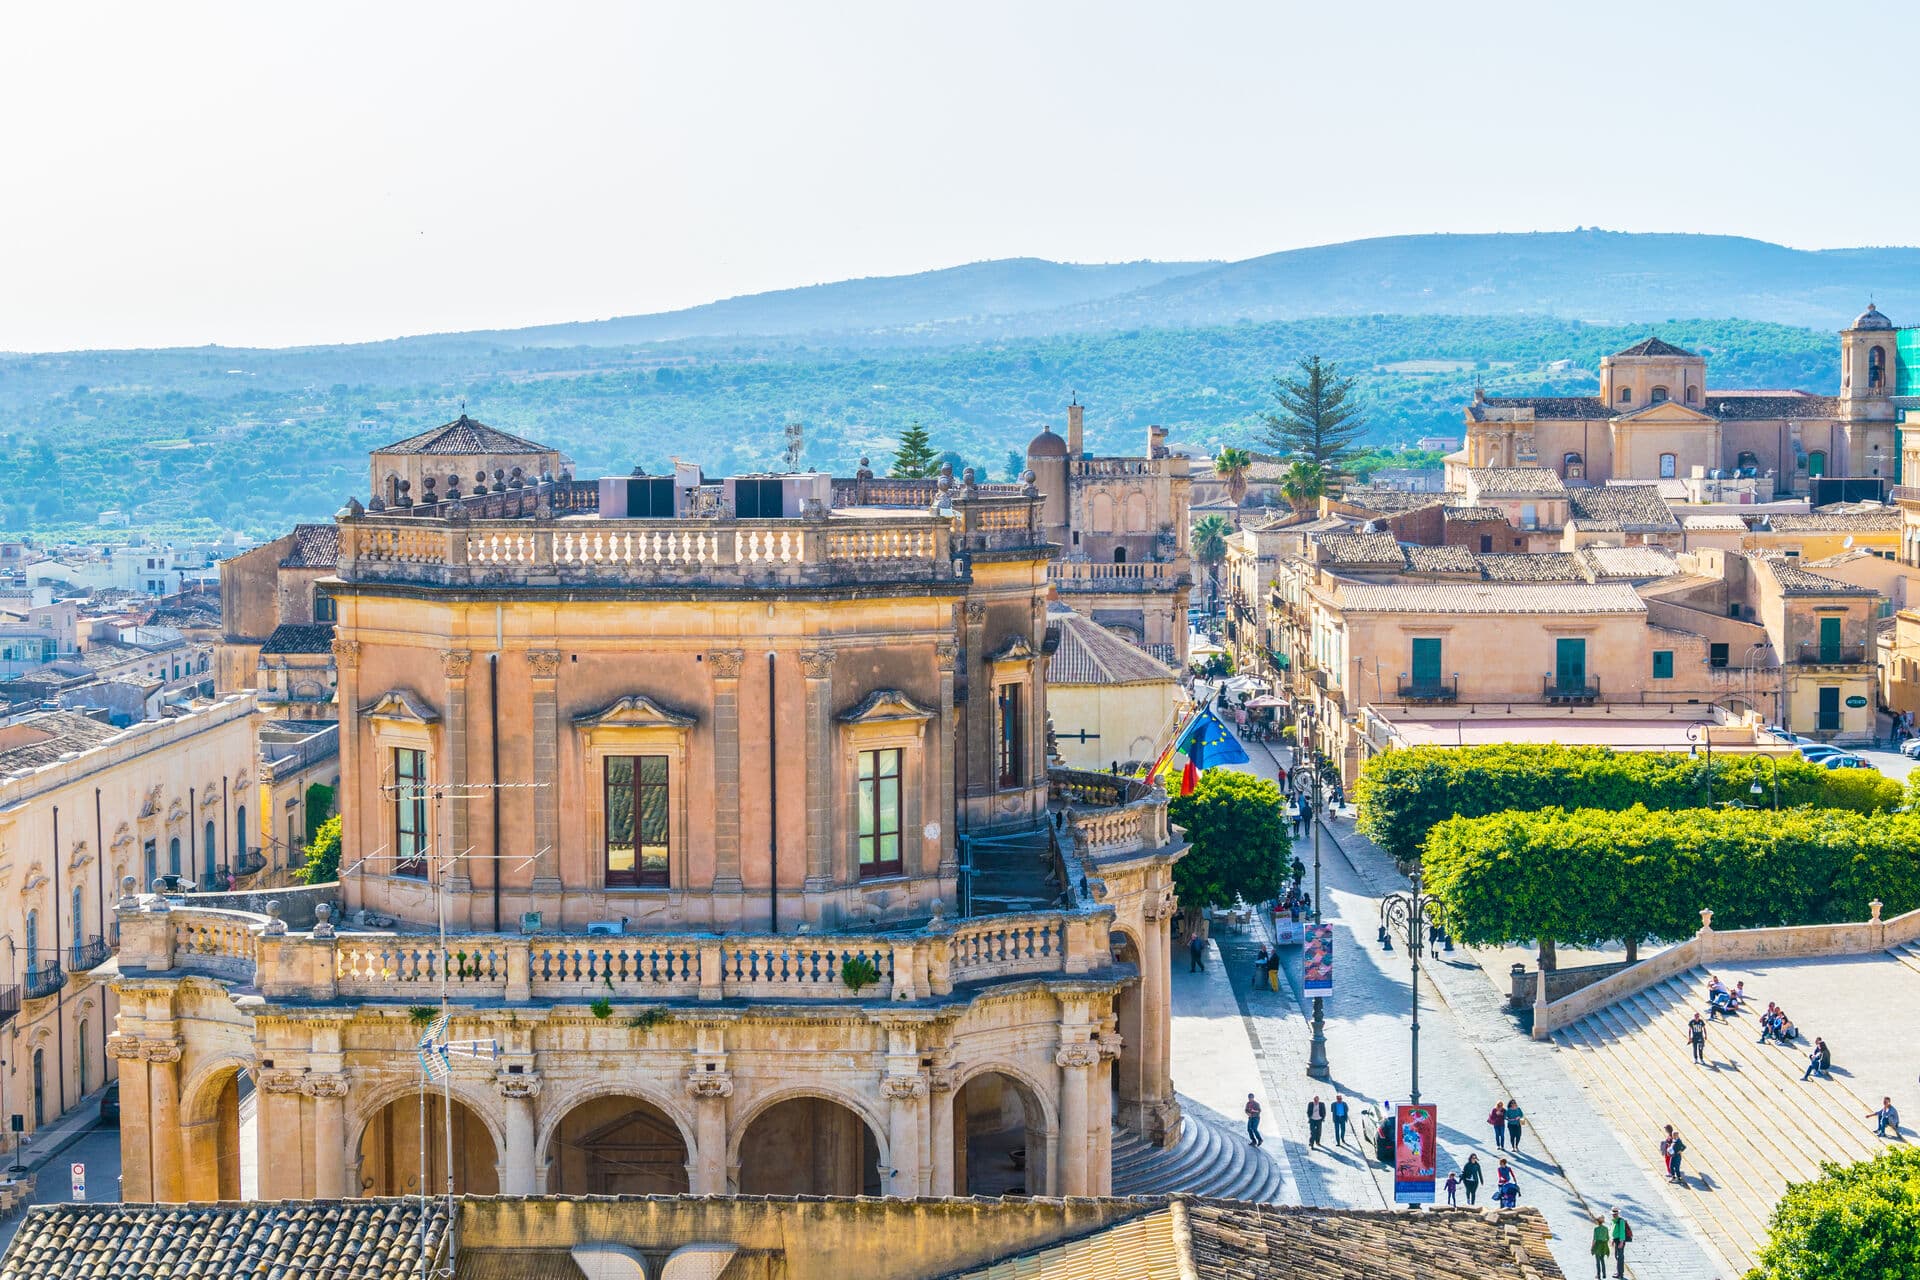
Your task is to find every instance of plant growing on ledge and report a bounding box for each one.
[589,998,614,1021]
[627,1007,669,1031]
[841,956,881,992]
[293,814,342,885]
[407,1006,437,1028]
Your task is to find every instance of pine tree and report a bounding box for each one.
[889,421,939,478]
[1262,355,1367,483]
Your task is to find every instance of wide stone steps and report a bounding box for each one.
[1111,1095,1287,1202]
[1888,941,1920,979]
[1553,968,1884,1276]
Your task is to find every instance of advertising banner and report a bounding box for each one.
[1393,1103,1438,1203]
[1303,924,1333,997]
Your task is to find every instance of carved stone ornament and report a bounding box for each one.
[106,1036,144,1061]
[1098,1033,1125,1061]
[706,649,746,680]
[359,689,440,725]
[835,688,937,726]
[497,1072,544,1100]
[141,1040,184,1064]
[258,1068,308,1094]
[934,643,959,673]
[525,649,562,680]
[441,649,473,681]
[572,693,698,731]
[927,1065,960,1094]
[1054,1044,1101,1070]
[881,1074,929,1100]
[798,648,836,680]
[965,602,988,625]
[684,1069,735,1100]
[331,638,361,670]
[301,1072,351,1099]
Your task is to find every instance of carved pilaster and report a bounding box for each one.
[799,648,834,893]
[496,1072,543,1100]
[330,638,360,670]
[441,649,472,681]
[443,649,473,866]
[527,649,561,890]
[525,649,562,680]
[140,1039,184,1064]
[934,643,959,672]
[1054,1044,1101,1070]
[881,1074,929,1100]
[300,1072,351,1099]
[106,1035,144,1061]
[257,1068,308,1094]
[707,649,745,679]
[798,647,836,680]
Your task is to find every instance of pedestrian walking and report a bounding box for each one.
[1687,1012,1707,1064]
[1869,1096,1901,1138]
[1488,1101,1508,1151]
[1331,1095,1350,1146]
[1189,932,1207,973]
[1589,1218,1610,1279]
[1495,1158,1519,1208]
[1444,1171,1459,1205]
[1460,1153,1483,1205]
[1244,1093,1263,1146]
[1610,1208,1631,1279]
[1306,1096,1327,1148]
[1504,1098,1524,1151]
[1667,1130,1687,1184]
[1250,945,1270,991]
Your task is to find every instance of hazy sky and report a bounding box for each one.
[2,1,1911,352]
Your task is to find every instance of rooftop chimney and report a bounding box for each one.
[1067,401,1084,457]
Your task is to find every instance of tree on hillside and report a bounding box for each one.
[1191,514,1233,608]
[1213,446,1255,520]
[890,422,939,478]
[1167,770,1289,930]
[1280,461,1327,515]
[1750,1147,1920,1280]
[1263,355,1367,483]
[1004,449,1024,481]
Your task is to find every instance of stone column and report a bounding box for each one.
[303,1072,352,1199]
[882,1074,928,1198]
[708,650,746,898]
[798,648,835,899]
[933,644,959,881]
[1094,1030,1123,1196]
[684,1067,734,1194]
[1054,1042,1099,1197]
[107,1037,152,1200]
[962,602,988,809]
[526,650,562,904]
[496,1070,542,1195]
[144,1039,186,1203]
[442,650,473,898]
[1138,895,1179,1144]
[256,1068,309,1201]
[926,1062,957,1196]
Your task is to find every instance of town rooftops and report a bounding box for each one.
[1471,395,1612,421]
[0,710,122,775]
[1763,505,1900,533]
[0,1199,448,1280]
[1335,580,1646,615]
[1476,553,1583,583]
[1682,514,1750,530]
[1582,544,1682,579]
[1567,484,1681,533]
[1707,393,1842,420]
[259,623,338,656]
[1612,336,1697,358]
[1401,544,1480,574]
[1046,610,1178,686]
[376,414,553,458]
[1334,486,1445,515]
[1442,504,1509,523]
[1465,467,1566,497]
[1757,555,1878,597]
[1316,531,1405,566]
[279,524,341,570]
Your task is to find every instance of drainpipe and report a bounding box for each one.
[94,789,105,1080]
[768,652,779,934]
[490,652,502,934]
[51,807,64,1116]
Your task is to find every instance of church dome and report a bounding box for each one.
[1027,425,1069,459]
[1850,303,1894,331]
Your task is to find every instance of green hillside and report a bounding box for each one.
[0,313,1836,541]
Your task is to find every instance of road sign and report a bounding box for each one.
[70,1162,85,1201]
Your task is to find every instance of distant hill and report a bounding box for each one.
[423,231,1920,349]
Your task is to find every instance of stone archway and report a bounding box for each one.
[179,1059,249,1202]
[735,1094,883,1196]
[357,1092,499,1196]
[545,1094,691,1195]
[1110,929,1147,1135]
[954,1068,1052,1197]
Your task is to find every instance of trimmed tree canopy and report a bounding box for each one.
[1354,744,1899,865]
[1423,805,1920,953]
[1167,769,1289,914]
[1751,1147,1920,1280]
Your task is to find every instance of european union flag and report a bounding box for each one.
[1186,709,1250,769]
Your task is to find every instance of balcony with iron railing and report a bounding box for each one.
[0,986,19,1028]
[236,847,269,876]
[1396,676,1459,703]
[1542,676,1602,704]
[67,936,109,975]
[22,955,65,1002]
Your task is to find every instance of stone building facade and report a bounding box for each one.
[109,447,1184,1207]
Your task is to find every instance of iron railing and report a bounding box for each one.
[0,987,19,1028]
[236,848,268,876]
[1396,677,1458,703]
[1542,676,1601,704]
[67,936,109,973]
[1794,647,1866,666]
[22,956,65,1001]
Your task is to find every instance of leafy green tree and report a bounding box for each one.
[1004,449,1024,480]
[1280,460,1326,514]
[1191,514,1233,605]
[1750,1147,1920,1280]
[1262,355,1367,483]
[304,783,335,844]
[1167,770,1289,923]
[890,422,939,478]
[294,814,342,885]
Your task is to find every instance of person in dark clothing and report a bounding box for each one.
[1687,1012,1708,1064]
[1306,1096,1327,1148]
[1331,1095,1350,1146]
[1460,1153,1483,1205]
[1189,933,1207,973]
[1244,1094,1263,1146]
[1251,945,1271,991]
[1505,1099,1525,1151]
[1488,1101,1507,1151]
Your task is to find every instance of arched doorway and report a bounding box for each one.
[546,1095,689,1195]
[954,1071,1049,1197]
[737,1096,882,1196]
[358,1093,499,1196]
[1110,930,1146,1132]
[181,1064,247,1201]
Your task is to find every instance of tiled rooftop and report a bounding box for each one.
[280,524,341,569]
[1181,1201,1564,1280]
[1402,544,1480,574]
[1764,507,1900,532]
[1336,487,1446,514]
[377,414,553,458]
[1047,611,1178,686]
[1581,544,1682,579]
[0,711,121,775]
[1477,553,1584,582]
[1317,531,1404,565]
[1474,395,1612,420]
[1443,504,1509,523]
[1336,580,1646,615]
[1759,556,1877,597]
[1567,485,1680,532]
[1682,514,1749,530]
[1707,394,1842,421]
[1613,336,1697,358]
[260,623,338,656]
[1466,468,1567,497]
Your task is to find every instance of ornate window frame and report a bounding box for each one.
[836,690,935,882]
[361,689,441,881]
[573,695,697,894]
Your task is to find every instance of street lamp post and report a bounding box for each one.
[1379,871,1444,1105]
[1750,753,1780,810]
[1297,708,1330,1081]
[1686,722,1713,804]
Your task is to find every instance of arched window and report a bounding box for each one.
[1618,387,1633,405]
[205,820,218,885]
[1686,386,1699,404]
[1870,346,1887,389]
[167,836,181,876]
[1562,452,1585,480]
[1651,386,1669,404]
[1659,453,1678,479]
[1112,546,1127,565]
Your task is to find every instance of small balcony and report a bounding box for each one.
[1396,676,1458,703]
[67,936,110,974]
[23,956,65,1002]
[1793,647,1866,667]
[1543,676,1601,705]
[236,847,268,876]
[0,987,18,1028]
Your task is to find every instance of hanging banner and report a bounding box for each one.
[1394,1103,1438,1203]
[1303,924,1334,996]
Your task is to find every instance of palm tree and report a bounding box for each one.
[1191,514,1233,616]
[1213,446,1255,522]
[1280,460,1327,515]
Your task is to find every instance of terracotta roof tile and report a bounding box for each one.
[1567,485,1680,532]
[1443,505,1509,523]
[280,524,340,569]
[1467,468,1566,497]
[0,711,121,775]
[1476,553,1584,582]
[1477,395,1611,420]
[1047,612,1178,686]
[1317,532,1404,565]
[377,414,553,458]
[260,623,338,656]
[1402,545,1480,574]
[1336,580,1645,614]
[1613,336,1696,358]
[1764,507,1899,532]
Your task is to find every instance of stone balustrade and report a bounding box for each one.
[1045,560,1191,593]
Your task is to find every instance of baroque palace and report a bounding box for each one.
[108,418,1188,1205]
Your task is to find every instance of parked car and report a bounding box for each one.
[1899,737,1920,760]
[1796,744,1846,760]
[1823,754,1876,770]
[98,1080,119,1127]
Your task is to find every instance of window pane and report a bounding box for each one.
[606,756,635,873]
[858,778,876,836]
[638,755,669,882]
[879,772,899,833]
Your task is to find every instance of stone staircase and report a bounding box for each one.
[1889,940,1920,978]
[1111,1094,1288,1202]
[1552,967,1888,1277]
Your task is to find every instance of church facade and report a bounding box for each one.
[1448,307,1902,494]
